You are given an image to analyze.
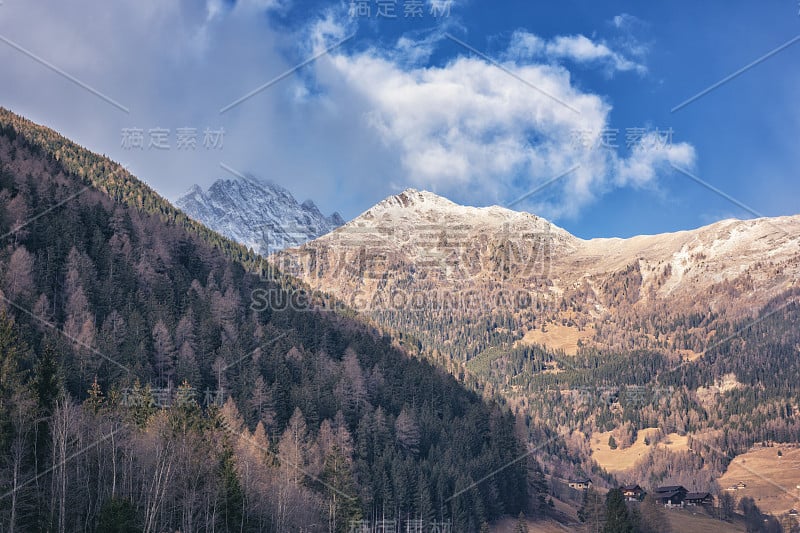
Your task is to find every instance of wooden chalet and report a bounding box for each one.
[620,484,646,501]
[654,486,687,507]
[568,478,592,490]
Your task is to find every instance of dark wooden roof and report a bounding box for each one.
[655,485,686,493]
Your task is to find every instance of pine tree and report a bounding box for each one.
[219,449,245,532]
[86,376,104,413]
[603,488,633,533]
[417,472,434,524]
[128,380,155,428]
[579,488,606,533]
[0,312,24,448]
[175,341,200,388]
[321,445,362,533]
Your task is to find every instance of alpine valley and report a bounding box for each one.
[5,0,800,529]
[2,110,799,531]
[268,189,800,526]
[175,173,800,528]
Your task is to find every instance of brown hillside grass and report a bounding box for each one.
[519,324,595,355]
[720,445,800,515]
[590,428,690,473]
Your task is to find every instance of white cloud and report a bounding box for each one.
[548,35,646,74]
[0,1,692,222]
[611,13,646,32]
[205,0,225,21]
[616,133,696,188]
[508,31,647,76]
[235,0,289,12]
[307,8,354,52]
[323,52,601,196]
[306,25,692,218]
[607,13,651,63]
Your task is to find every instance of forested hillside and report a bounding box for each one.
[466,293,800,493]
[273,183,800,499]
[0,108,538,532]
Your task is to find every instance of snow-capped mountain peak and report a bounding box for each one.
[374,189,459,210]
[350,188,577,251]
[277,188,800,320]
[175,177,343,255]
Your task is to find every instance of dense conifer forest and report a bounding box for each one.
[0,108,538,532]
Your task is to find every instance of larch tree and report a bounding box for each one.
[63,258,96,383]
[278,407,311,486]
[3,246,34,302]
[151,320,176,388]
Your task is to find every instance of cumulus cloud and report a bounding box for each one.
[307,23,692,218]
[616,133,696,188]
[324,52,599,195]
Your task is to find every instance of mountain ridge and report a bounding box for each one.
[355,187,798,244]
[274,186,800,355]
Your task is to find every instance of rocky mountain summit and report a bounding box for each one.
[176,176,343,254]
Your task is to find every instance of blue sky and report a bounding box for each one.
[1,0,798,238]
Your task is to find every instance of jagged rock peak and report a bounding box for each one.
[175,176,344,254]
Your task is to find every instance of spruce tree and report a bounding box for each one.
[603,488,633,533]
[321,445,362,533]
[97,498,140,533]
[219,449,245,532]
